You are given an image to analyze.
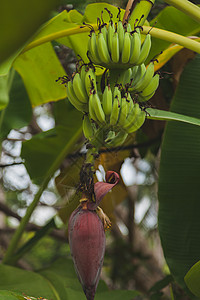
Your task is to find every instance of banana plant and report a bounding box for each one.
[0,0,200,299]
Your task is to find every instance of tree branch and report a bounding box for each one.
[0,202,66,242]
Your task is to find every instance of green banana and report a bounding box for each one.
[137,90,155,102]
[123,102,141,129]
[139,73,159,98]
[80,65,87,83]
[106,130,128,147]
[126,92,134,112]
[124,68,132,86]
[129,31,141,65]
[118,97,128,127]
[130,63,146,91]
[102,85,113,116]
[89,92,99,122]
[117,20,124,54]
[126,110,146,133]
[83,115,95,140]
[97,32,111,64]
[88,31,101,65]
[110,86,121,126]
[111,31,120,63]
[91,90,106,124]
[134,62,155,91]
[136,34,151,65]
[85,68,97,95]
[72,73,88,103]
[118,68,132,86]
[121,31,131,64]
[126,23,132,33]
[66,81,88,112]
[107,21,115,53]
[101,25,108,43]
[130,65,139,81]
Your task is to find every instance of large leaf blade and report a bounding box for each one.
[0,264,58,299]
[13,42,67,107]
[158,54,200,296]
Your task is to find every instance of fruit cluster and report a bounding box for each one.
[57,10,160,147]
[87,11,151,69]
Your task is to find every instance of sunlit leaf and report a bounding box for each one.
[185,260,200,298]
[154,44,183,71]
[148,6,200,62]
[13,42,67,107]
[0,74,9,110]
[0,0,59,63]
[146,108,200,126]
[158,54,200,294]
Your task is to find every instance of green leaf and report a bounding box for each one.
[158,54,200,295]
[148,6,200,62]
[0,71,32,138]
[146,108,200,127]
[0,50,21,76]
[95,290,140,300]
[185,260,200,298]
[0,74,9,110]
[21,105,82,183]
[0,264,58,299]
[83,3,121,24]
[13,42,67,107]
[0,0,59,64]
[0,290,24,300]
[9,218,56,265]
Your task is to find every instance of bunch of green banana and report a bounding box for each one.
[66,66,97,112]
[101,85,146,133]
[87,19,152,69]
[81,83,147,144]
[128,62,160,102]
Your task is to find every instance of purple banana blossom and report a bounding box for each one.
[68,171,119,300]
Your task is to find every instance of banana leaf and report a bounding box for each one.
[158,54,200,298]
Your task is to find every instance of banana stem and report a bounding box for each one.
[21,22,200,57]
[128,0,155,26]
[164,0,200,23]
[143,25,200,54]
